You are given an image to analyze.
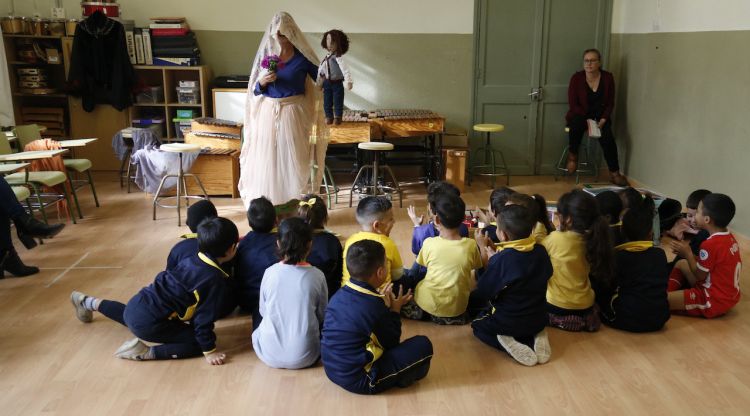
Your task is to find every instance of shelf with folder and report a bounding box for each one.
[129,65,212,141]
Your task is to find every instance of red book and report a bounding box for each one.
[151,28,190,37]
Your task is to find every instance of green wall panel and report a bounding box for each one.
[609,31,750,235]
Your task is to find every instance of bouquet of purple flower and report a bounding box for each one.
[261,54,285,73]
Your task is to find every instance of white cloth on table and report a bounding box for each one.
[111,128,161,161]
[130,145,199,194]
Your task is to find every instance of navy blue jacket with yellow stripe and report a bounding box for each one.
[234,231,278,311]
[138,252,228,353]
[166,234,199,271]
[321,279,401,386]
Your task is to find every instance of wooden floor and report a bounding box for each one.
[2,173,750,415]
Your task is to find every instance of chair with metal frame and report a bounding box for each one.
[0,135,77,224]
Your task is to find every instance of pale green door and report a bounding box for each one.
[472,0,612,175]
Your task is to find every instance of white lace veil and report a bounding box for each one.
[243,12,329,196]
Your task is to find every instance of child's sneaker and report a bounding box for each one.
[497,334,538,366]
[114,338,149,361]
[70,291,93,323]
[533,329,552,364]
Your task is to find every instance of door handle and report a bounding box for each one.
[528,87,543,101]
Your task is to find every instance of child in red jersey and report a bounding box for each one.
[668,193,741,318]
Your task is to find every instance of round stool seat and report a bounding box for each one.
[473,123,505,133]
[565,127,570,133]
[358,142,394,151]
[161,143,201,153]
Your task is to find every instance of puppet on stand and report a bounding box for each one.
[318,29,352,125]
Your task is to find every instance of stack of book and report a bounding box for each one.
[148,17,200,66]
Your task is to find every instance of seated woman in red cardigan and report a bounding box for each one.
[566,48,629,186]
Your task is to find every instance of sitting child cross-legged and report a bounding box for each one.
[70,217,239,365]
[668,193,741,318]
[472,204,554,366]
[235,196,279,329]
[400,194,483,325]
[544,189,614,332]
[252,217,328,369]
[595,195,670,332]
[342,196,404,288]
[297,194,343,298]
[322,240,433,394]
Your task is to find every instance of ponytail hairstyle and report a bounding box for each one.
[557,189,614,286]
[277,217,313,264]
[490,186,516,217]
[621,195,656,242]
[507,193,554,233]
[297,194,328,230]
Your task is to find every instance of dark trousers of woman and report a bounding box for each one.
[0,178,26,251]
[98,293,203,359]
[568,114,620,172]
[323,79,345,119]
[340,335,433,395]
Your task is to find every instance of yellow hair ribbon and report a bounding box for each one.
[299,198,316,208]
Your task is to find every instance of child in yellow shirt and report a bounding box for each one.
[342,196,403,287]
[543,189,614,332]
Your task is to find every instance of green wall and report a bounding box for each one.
[194,31,474,130]
[609,31,750,235]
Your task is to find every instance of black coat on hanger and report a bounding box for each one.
[68,10,136,112]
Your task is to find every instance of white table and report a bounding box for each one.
[0,162,30,174]
[58,138,98,148]
[0,149,68,162]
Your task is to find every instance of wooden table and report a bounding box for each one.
[0,149,68,162]
[0,162,30,174]
[58,138,98,148]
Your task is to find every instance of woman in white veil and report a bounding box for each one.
[238,12,328,207]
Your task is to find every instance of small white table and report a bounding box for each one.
[0,162,30,174]
[58,138,98,148]
[0,149,68,162]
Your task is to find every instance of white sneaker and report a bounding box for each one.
[114,338,149,361]
[497,334,538,366]
[70,291,93,323]
[533,329,552,364]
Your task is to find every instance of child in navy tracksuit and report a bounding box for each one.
[297,194,343,298]
[322,240,433,395]
[70,217,239,365]
[406,181,469,279]
[596,196,670,332]
[235,197,279,329]
[166,200,217,271]
[472,204,553,366]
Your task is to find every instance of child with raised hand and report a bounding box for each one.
[668,193,741,318]
[70,217,239,365]
[472,204,553,366]
[166,200,218,271]
[406,181,469,278]
[480,186,517,243]
[322,240,433,394]
[236,196,279,329]
[597,195,670,332]
[297,194,343,298]
[506,193,555,243]
[342,196,404,288]
[595,190,625,246]
[401,194,483,325]
[252,217,328,369]
[543,189,614,332]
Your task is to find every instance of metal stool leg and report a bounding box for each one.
[325,165,339,205]
[185,173,210,200]
[372,151,381,196]
[349,165,370,208]
[152,174,171,221]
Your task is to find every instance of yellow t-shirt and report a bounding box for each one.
[532,222,549,243]
[342,231,403,287]
[542,230,594,310]
[415,237,483,317]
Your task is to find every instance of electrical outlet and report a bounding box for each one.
[51,7,65,18]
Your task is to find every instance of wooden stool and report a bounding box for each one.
[468,123,509,187]
[555,127,600,184]
[153,143,209,226]
[349,142,403,208]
